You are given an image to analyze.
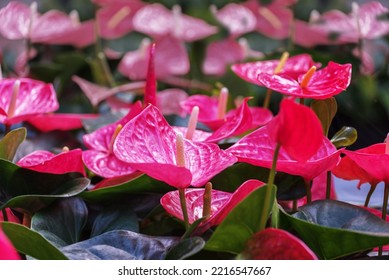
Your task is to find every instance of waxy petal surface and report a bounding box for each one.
[0,228,20,260]
[0,78,59,125]
[257,62,352,99]
[243,228,318,260]
[27,113,99,132]
[113,105,237,188]
[227,124,340,180]
[0,1,31,39]
[17,149,86,176]
[231,54,320,85]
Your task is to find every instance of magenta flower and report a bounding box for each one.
[0,78,58,126]
[0,227,20,260]
[17,148,86,176]
[0,1,95,47]
[231,53,320,85]
[160,179,265,233]
[256,61,352,99]
[82,103,142,179]
[26,113,99,132]
[113,104,237,188]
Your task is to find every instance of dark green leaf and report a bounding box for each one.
[31,197,88,247]
[205,184,277,254]
[311,97,337,136]
[280,200,389,259]
[0,222,68,260]
[60,230,179,260]
[91,206,139,237]
[165,237,205,260]
[0,128,26,161]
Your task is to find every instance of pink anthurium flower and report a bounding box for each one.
[227,99,340,180]
[180,90,272,131]
[113,104,237,188]
[132,3,217,42]
[0,227,20,260]
[256,61,352,99]
[26,113,99,132]
[17,148,86,176]
[231,53,320,86]
[160,179,265,233]
[82,102,142,178]
[0,209,20,224]
[242,228,317,260]
[95,0,145,39]
[0,1,95,47]
[0,78,58,126]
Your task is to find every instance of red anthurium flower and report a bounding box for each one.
[0,227,20,260]
[17,148,86,176]
[227,99,340,180]
[256,61,352,99]
[342,143,389,184]
[82,103,142,178]
[27,113,99,132]
[0,209,20,224]
[0,2,95,47]
[231,53,320,85]
[0,78,58,125]
[180,91,272,131]
[160,179,265,233]
[113,104,237,188]
[118,37,190,80]
[95,0,145,39]
[242,228,317,260]
[132,3,217,42]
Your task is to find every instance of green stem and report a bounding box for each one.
[263,89,273,109]
[259,143,281,230]
[326,171,332,200]
[179,188,189,230]
[379,183,389,256]
[364,184,377,207]
[304,180,312,203]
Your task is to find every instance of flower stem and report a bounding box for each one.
[325,171,332,199]
[364,183,377,207]
[304,180,312,203]
[263,88,273,109]
[179,188,189,229]
[379,183,389,256]
[259,143,281,230]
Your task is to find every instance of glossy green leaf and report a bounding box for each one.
[81,174,174,203]
[331,126,358,148]
[91,206,139,237]
[205,184,277,254]
[0,159,89,213]
[0,222,68,260]
[311,97,337,136]
[60,230,179,260]
[280,200,389,259]
[0,127,26,161]
[31,197,88,247]
[165,237,205,260]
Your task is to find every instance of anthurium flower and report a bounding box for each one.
[82,102,142,178]
[160,179,265,233]
[241,228,317,260]
[231,53,320,85]
[26,113,99,132]
[0,209,20,224]
[0,1,95,47]
[132,3,217,42]
[95,0,145,39]
[17,148,86,176]
[113,104,237,188]
[0,78,59,125]
[256,61,352,99]
[227,99,340,179]
[180,92,272,131]
[0,227,20,260]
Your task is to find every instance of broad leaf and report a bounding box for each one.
[205,184,276,254]
[61,230,179,260]
[165,237,205,260]
[31,197,88,247]
[280,200,389,259]
[311,97,337,136]
[0,127,26,161]
[0,222,68,260]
